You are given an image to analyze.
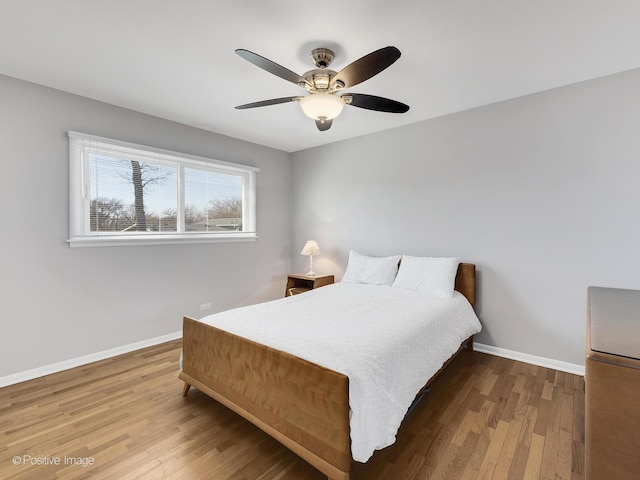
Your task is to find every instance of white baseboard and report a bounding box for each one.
[475,343,585,376]
[0,331,182,388]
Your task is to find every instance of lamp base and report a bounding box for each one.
[306,255,316,277]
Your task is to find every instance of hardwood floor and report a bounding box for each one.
[0,340,584,480]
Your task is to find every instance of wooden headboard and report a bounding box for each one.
[455,263,476,307]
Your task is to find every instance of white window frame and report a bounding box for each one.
[68,131,258,247]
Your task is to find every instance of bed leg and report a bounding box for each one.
[182,382,191,397]
[466,336,474,352]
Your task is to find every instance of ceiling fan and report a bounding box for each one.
[234,46,410,131]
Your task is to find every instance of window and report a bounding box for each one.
[68,132,258,247]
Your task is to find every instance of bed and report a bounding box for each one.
[179,261,480,480]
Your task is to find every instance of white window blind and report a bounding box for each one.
[68,132,258,247]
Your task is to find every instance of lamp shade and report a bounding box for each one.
[299,94,345,121]
[300,240,320,256]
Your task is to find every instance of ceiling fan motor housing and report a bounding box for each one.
[302,69,338,92]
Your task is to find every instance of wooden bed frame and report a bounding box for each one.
[179,263,477,480]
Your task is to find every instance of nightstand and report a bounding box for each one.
[285,274,334,297]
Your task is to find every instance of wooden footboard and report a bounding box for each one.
[179,316,352,480]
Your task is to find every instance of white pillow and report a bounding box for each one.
[341,250,401,286]
[392,256,459,298]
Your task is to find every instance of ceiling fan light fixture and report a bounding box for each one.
[299,93,345,121]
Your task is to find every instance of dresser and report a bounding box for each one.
[585,287,640,480]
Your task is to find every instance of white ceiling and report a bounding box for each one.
[2,1,640,152]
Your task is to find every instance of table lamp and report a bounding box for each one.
[300,240,320,276]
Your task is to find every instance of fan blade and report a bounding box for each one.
[345,93,410,113]
[235,97,300,109]
[236,49,310,87]
[331,46,401,89]
[315,119,333,131]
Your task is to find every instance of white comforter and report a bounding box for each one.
[197,282,482,462]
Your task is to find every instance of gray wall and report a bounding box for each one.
[4,66,639,377]
[0,74,293,378]
[291,68,640,367]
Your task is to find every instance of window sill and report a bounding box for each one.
[67,232,258,248]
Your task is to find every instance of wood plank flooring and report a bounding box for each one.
[0,340,584,479]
